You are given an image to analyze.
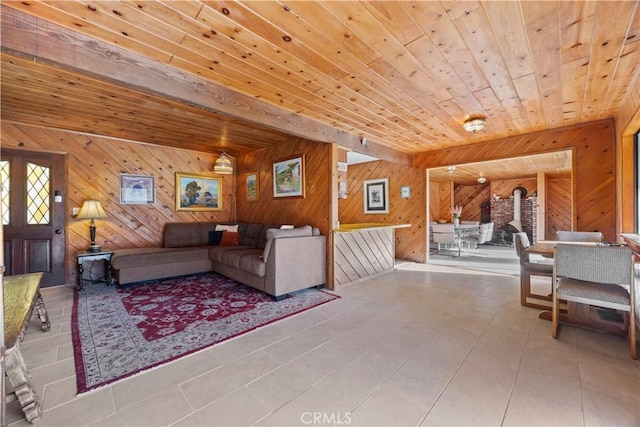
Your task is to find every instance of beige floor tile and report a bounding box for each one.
[30,387,114,427]
[13,265,635,427]
[111,346,224,411]
[421,349,519,426]
[502,387,583,426]
[474,324,529,363]
[349,387,427,426]
[89,387,192,426]
[180,352,281,410]
[174,387,270,427]
[582,383,640,427]
[578,349,640,402]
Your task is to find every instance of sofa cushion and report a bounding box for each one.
[163,222,217,248]
[221,249,263,270]
[209,245,255,262]
[215,224,238,232]
[111,247,211,269]
[239,251,266,276]
[262,225,313,260]
[220,231,240,246]
[208,230,224,246]
[240,223,265,247]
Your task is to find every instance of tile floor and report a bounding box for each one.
[5,260,640,426]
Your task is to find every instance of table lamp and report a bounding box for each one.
[76,200,108,253]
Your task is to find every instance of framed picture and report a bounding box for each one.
[273,154,305,198]
[363,178,389,214]
[401,185,411,199]
[175,173,222,211]
[120,174,155,204]
[245,172,259,201]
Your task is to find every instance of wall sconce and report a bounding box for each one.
[213,153,233,175]
[76,200,108,253]
[477,174,487,184]
[446,166,456,173]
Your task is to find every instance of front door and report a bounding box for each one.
[1,149,66,286]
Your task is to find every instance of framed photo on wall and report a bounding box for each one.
[175,172,222,211]
[245,172,259,201]
[273,154,305,198]
[363,178,389,214]
[120,174,155,204]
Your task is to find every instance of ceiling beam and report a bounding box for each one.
[0,5,411,166]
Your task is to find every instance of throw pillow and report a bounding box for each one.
[208,230,224,246]
[220,231,240,246]
[215,224,239,232]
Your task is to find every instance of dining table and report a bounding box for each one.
[524,240,627,337]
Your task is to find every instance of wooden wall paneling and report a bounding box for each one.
[1,121,232,285]
[235,138,331,235]
[339,160,426,263]
[536,171,547,240]
[546,178,572,239]
[333,228,394,287]
[415,120,617,241]
[490,179,537,201]
[453,183,490,222]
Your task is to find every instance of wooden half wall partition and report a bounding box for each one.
[415,120,618,242]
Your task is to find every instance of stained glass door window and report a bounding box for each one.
[26,162,51,225]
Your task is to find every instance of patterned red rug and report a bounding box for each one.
[72,272,339,394]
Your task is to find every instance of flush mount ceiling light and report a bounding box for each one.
[446,166,456,173]
[213,153,233,175]
[463,118,486,133]
[477,175,487,184]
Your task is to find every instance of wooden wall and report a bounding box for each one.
[415,120,618,241]
[453,183,491,222]
[235,138,331,235]
[1,121,233,284]
[339,160,426,263]
[429,180,453,223]
[547,178,572,239]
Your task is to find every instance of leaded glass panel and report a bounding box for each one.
[0,160,9,225]
[26,162,50,225]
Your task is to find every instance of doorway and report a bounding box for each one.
[1,149,66,286]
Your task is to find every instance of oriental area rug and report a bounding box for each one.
[72,272,339,394]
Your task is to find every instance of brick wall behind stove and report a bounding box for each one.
[491,198,538,242]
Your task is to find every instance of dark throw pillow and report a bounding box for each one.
[220,231,240,246]
[208,230,224,246]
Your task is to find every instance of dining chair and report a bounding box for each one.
[552,243,636,359]
[431,223,459,255]
[486,222,494,242]
[555,231,603,242]
[464,222,491,249]
[514,232,554,309]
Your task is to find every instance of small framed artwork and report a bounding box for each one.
[363,178,389,214]
[175,172,222,211]
[245,172,259,202]
[401,185,411,199]
[120,174,155,204]
[273,154,305,198]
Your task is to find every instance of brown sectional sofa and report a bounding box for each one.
[110,222,327,299]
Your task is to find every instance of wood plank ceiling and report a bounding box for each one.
[1,1,639,164]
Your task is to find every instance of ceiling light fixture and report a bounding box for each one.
[477,175,487,184]
[446,166,456,173]
[213,153,233,175]
[463,118,486,133]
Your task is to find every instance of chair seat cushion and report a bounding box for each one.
[557,278,630,306]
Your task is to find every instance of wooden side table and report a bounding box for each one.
[76,250,114,291]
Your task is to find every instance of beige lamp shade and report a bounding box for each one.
[213,153,233,175]
[76,200,108,219]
